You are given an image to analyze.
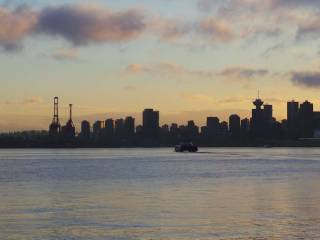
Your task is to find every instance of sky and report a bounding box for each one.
[1,0,320,131]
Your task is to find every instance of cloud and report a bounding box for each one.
[262,42,285,56]
[1,97,42,105]
[219,67,269,79]
[197,17,235,43]
[51,48,79,60]
[268,0,320,9]
[36,5,147,45]
[296,19,320,41]
[197,0,216,12]
[291,71,320,88]
[22,97,42,104]
[150,18,192,42]
[2,1,319,51]
[0,4,147,50]
[126,64,151,74]
[0,6,37,51]
[182,94,215,103]
[126,63,214,79]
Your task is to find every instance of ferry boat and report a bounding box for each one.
[175,141,198,152]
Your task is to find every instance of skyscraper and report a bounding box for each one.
[142,109,160,139]
[105,119,114,138]
[206,117,220,137]
[93,121,104,137]
[124,117,135,139]
[251,98,265,138]
[241,118,250,134]
[287,100,299,138]
[264,104,273,125]
[229,114,241,136]
[299,100,314,138]
[115,119,125,139]
[81,120,91,139]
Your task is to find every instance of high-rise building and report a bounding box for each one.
[264,104,273,137]
[299,100,314,138]
[105,119,114,138]
[220,121,229,134]
[229,114,241,135]
[124,117,135,139]
[170,123,179,135]
[81,120,91,139]
[142,109,160,139]
[185,120,199,139]
[206,117,220,137]
[93,121,104,137]
[115,119,125,139]
[251,98,265,138]
[241,118,250,134]
[287,100,299,138]
[264,104,273,125]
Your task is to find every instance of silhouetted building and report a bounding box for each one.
[229,114,241,136]
[170,123,179,136]
[161,124,170,135]
[114,119,125,141]
[264,104,273,125]
[299,100,314,138]
[136,125,143,135]
[251,98,265,138]
[93,121,104,137]
[49,97,61,138]
[241,118,250,133]
[124,117,135,139]
[220,121,229,134]
[105,119,114,138]
[186,120,199,139]
[287,100,299,139]
[143,109,160,139]
[206,117,220,137]
[313,112,320,137]
[81,120,91,139]
[264,104,273,137]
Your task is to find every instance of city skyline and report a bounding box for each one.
[1,96,318,147]
[2,0,320,131]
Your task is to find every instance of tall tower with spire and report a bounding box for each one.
[62,104,76,139]
[251,92,272,138]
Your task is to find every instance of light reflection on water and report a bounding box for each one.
[0,148,320,239]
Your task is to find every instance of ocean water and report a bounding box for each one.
[0,148,320,240]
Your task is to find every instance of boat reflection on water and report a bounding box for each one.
[175,141,198,152]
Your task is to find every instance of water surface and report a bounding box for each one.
[0,148,320,239]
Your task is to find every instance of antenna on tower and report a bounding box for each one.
[69,104,73,121]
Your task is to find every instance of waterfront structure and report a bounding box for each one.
[229,114,241,136]
[80,120,91,139]
[299,100,314,138]
[61,104,76,139]
[42,96,320,147]
[287,100,300,138]
[206,117,220,137]
[142,109,160,139]
[124,117,135,139]
[49,97,61,138]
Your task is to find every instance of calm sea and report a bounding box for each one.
[0,148,320,240]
